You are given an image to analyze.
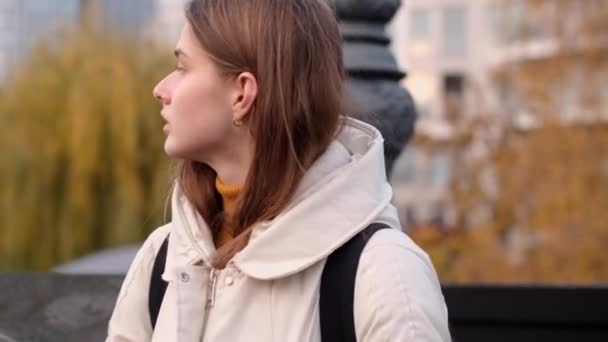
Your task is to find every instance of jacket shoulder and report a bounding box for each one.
[144,223,172,253]
[116,223,172,301]
[364,227,435,267]
[353,228,452,341]
[106,223,172,341]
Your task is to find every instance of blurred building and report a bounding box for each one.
[0,0,79,81]
[153,0,189,45]
[388,0,566,229]
[391,0,495,128]
[0,0,169,82]
[97,0,158,36]
[389,0,496,229]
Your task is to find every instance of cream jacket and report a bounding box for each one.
[106,117,451,342]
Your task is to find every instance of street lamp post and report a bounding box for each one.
[333,0,416,176]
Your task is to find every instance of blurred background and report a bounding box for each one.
[0,0,606,286]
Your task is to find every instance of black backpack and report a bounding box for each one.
[148,223,389,341]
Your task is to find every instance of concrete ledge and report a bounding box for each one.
[2,274,608,341]
[53,244,141,275]
[444,285,608,342]
[0,273,124,342]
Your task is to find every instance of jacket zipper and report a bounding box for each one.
[201,268,219,340]
[208,269,219,308]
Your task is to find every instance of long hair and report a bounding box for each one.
[177,0,345,268]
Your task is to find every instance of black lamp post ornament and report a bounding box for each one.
[333,0,416,177]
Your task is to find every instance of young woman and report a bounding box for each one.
[106,0,451,341]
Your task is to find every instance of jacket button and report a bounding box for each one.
[225,276,234,286]
[179,272,190,282]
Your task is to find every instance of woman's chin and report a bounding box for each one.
[163,139,181,158]
[164,140,197,160]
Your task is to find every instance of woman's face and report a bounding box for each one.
[153,23,235,162]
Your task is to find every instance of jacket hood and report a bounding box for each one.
[165,116,400,280]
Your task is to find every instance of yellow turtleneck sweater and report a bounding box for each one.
[214,177,243,248]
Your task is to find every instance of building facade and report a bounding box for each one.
[388,0,562,229]
[389,0,496,228]
[0,0,165,82]
[0,0,79,81]
[153,0,188,46]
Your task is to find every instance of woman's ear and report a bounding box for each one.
[232,72,258,123]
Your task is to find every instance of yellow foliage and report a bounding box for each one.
[416,103,608,285]
[0,29,174,270]
[411,0,608,284]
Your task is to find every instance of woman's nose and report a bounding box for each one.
[153,83,168,105]
[155,93,164,104]
[152,88,163,103]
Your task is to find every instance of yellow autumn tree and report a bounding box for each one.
[0,28,174,270]
[411,0,608,284]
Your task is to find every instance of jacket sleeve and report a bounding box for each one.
[106,226,170,342]
[353,228,452,342]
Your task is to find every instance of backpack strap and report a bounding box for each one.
[319,222,390,342]
[149,234,170,330]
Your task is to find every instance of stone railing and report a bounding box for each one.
[2,274,608,341]
[0,274,122,342]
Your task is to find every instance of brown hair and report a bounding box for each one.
[176,0,345,268]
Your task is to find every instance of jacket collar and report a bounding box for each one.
[168,117,396,280]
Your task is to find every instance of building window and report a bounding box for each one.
[430,151,450,188]
[442,6,467,56]
[410,8,430,42]
[443,73,465,122]
[409,8,433,56]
